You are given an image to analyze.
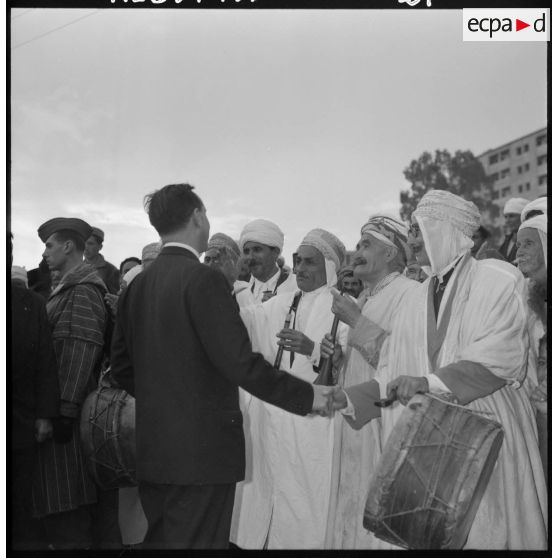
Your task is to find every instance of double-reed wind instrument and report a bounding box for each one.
[314,286,346,386]
[273,290,303,369]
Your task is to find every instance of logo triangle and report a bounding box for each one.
[516,19,530,31]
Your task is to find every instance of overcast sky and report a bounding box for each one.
[10,8,547,270]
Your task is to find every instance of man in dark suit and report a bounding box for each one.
[110,183,333,549]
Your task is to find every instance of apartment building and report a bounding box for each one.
[477,127,547,230]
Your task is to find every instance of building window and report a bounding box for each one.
[492,190,500,200]
[525,182,531,191]
[524,163,530,172]
[489,172,499,182]
[537,154,547,166]
[517,166,523,174]
[502,186,511,197]
[500,149,510,160]
[518,184,523,193]
[538,175,547,186]
[489,154,498,165]
[524,143,530,152]
[536,134,547,146]
[500,168,510,178]
[516,146,522,155]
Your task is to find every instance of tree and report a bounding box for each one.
[399,149,500,236]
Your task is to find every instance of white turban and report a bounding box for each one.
[11,265,28,286]
[239,219,284,252]
[207,233,240,260]
[413,190,481,278]
[521,196,547,222]
[142,242,162,262]
[123,264,143,286]
[503,197,529,215]
[299,228,346,287]
[519,214,547,268]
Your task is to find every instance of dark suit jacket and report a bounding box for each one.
[498,234,518,263]
[111,245,314,485]
[11,283,60,449]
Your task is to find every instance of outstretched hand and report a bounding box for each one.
[311,384,348,416]
[330,288,361,328]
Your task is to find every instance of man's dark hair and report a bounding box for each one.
[524,210,544,221]
[144,183,203,236]
[53,230,86,252]
[477,225,491,240]
[119,256,142,274]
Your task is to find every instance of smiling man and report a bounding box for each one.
[319,214,419,549]
[236,219,297,306]
[232,229,348,550]
[327,191,547,550]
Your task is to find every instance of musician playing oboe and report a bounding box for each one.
[318,214,419,549]
[231,229,349,550]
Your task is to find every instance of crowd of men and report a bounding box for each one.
[11,188,548,550]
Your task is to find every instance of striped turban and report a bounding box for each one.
[361,214,410,264]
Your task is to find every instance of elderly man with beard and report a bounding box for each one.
[319,215,420,549]
[516,214,548,485]
[237,219,297,306]
[231,229,348,550]
[328,190,547,550]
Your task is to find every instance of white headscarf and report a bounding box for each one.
[503,197,529,215]
[413,190,481,278]
[518,214,547,268]
[299,228,346,287]
[239,219,284,252]
[520,197,547,222]
[11,265,28,286]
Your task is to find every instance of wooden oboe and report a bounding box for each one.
[314,286,346,386]
[273,291,302,369]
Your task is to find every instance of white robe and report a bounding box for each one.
[362,255,547,550]
[231,285,348,549]
[325,274,420,549]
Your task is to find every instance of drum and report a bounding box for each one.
[80,379,137,490]
[363,393,503,549]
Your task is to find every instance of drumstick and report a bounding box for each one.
[374,388,398,408]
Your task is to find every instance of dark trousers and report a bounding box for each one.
[138,481,235,549]
[12,446,45,550]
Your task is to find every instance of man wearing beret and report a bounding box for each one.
[84,227,120,294]
[110,183,335,549]
[33,217,109,549]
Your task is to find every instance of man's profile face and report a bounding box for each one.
[352,234,390,281]
[504,213,521,236]
[242,241,279,281]
[341,275,363,298]
[42,234,67,271]
[84,235,102,259]
[294,245,327,293]
[407,219,430,267]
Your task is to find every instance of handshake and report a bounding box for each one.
[311,384,348,417]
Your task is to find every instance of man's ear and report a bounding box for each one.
[384,245,397,263]
[191,207,203,228]
[62,240,74,254]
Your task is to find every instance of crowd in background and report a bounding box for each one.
[10,191,548,550]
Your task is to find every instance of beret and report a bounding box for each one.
[38,218,92,243]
